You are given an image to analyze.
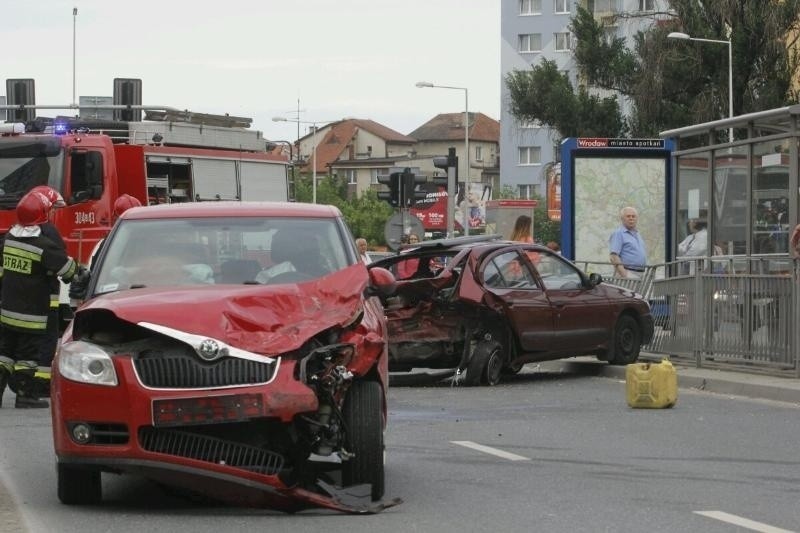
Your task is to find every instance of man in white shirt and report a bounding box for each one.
[356,238,372,264]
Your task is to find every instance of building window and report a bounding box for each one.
[518,33,542,53]
[589,0,617,13]
[370,169,379,185]
[519,120,542,129]
[475,145,483,162]
[554,0,569,13]
[555,32,571,51]
[518,146,541,166]
[518,183,535,199]
[345,169,357,185]
[638,0,655,11]
[518,0,541,15]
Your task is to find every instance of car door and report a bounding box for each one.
[527,250,610,353]
[480,249,554,352]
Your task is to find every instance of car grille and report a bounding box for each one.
[139,427,284,475]
[134,353,276,389]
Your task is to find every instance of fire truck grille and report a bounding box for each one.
[139,427,284,475]
[134,353,276,389]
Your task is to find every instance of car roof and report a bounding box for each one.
[122,201,342,220]
[398,234,551,254]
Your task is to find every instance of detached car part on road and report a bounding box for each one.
[52,202,399,514]
[371,236,654,386]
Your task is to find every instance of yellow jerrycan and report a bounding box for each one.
[626,359,678,408]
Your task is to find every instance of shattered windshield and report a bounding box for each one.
[0,138,64,208]
[92,216,353,294]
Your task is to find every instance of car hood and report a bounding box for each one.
[78,265,368,355]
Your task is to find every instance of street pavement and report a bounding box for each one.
[2,353,798,530]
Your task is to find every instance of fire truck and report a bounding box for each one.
[0,104,292,265]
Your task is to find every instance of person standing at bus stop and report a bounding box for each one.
[609,206,647,279]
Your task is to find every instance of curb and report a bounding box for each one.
[557,358,800,405]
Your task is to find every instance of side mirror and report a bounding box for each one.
[70,190,91,203]
[366,266,397,298]
[588,272,603,287]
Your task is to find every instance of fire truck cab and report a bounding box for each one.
[0,109,292,265]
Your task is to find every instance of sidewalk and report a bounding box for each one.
[553,354,800,405]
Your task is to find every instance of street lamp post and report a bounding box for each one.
[272,116,336,204]
[72,7,78,107]
[667,31,733,143]
[416,81,470,235]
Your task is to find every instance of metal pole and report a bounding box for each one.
[72,7,77,107]
[463,88,470,236]
[727,39,733,143]
[312,123,317,204]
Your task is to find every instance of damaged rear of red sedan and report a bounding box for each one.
[52,202,399,514]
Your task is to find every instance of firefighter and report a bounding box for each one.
[0,191,79,408]
[88,194,142,271]
[29,185,68,373]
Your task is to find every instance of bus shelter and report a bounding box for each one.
[657,107,800,375]
[661,106,800,261]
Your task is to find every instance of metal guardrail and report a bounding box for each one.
[576,257,800,378]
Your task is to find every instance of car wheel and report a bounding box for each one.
[465,341,504,386]
[609,314,641,365]
[342,380,384,501]
[57,463,101,505]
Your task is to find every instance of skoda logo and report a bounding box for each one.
[197,339,221,361]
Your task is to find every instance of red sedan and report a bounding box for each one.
[53,202,398,513]
[371,236,654,386]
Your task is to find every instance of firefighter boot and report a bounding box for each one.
[11,361,49,409]
[0,356,14,408]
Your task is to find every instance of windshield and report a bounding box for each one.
[0,138,64,208]
[93,216,353,294]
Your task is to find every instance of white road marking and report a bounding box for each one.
[694,511,796,533]
[451,440,530,461]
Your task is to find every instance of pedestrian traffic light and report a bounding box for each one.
[377,172,401,207]
[432,147,458,189]
[401,168,427,208]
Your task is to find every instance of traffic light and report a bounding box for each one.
[432,147,458,189]
[401,168,427,208]
[377,172,401,207]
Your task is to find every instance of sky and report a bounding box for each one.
[4,0,501,142]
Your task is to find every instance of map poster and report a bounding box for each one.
[573,157,666,266]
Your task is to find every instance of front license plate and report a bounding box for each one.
[152,393,264,427]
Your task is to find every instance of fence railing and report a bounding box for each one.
[577,257,800,378]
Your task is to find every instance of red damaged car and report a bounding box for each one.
[371,236,654,386]
[52,202,398,514]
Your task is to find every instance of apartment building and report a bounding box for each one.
[500,0,667,197]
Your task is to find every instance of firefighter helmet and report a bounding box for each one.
[30,185,66,208]
[113,194,142,219]
[16,191,52,226]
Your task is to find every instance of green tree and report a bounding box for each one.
[532,195,561,245]
[506,1,800,138]
[506,58,626,137]
[292,171,394,247]
[339,190,394,247]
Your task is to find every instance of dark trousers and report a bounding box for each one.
[38,307,60,367]
[0,327,44,365]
